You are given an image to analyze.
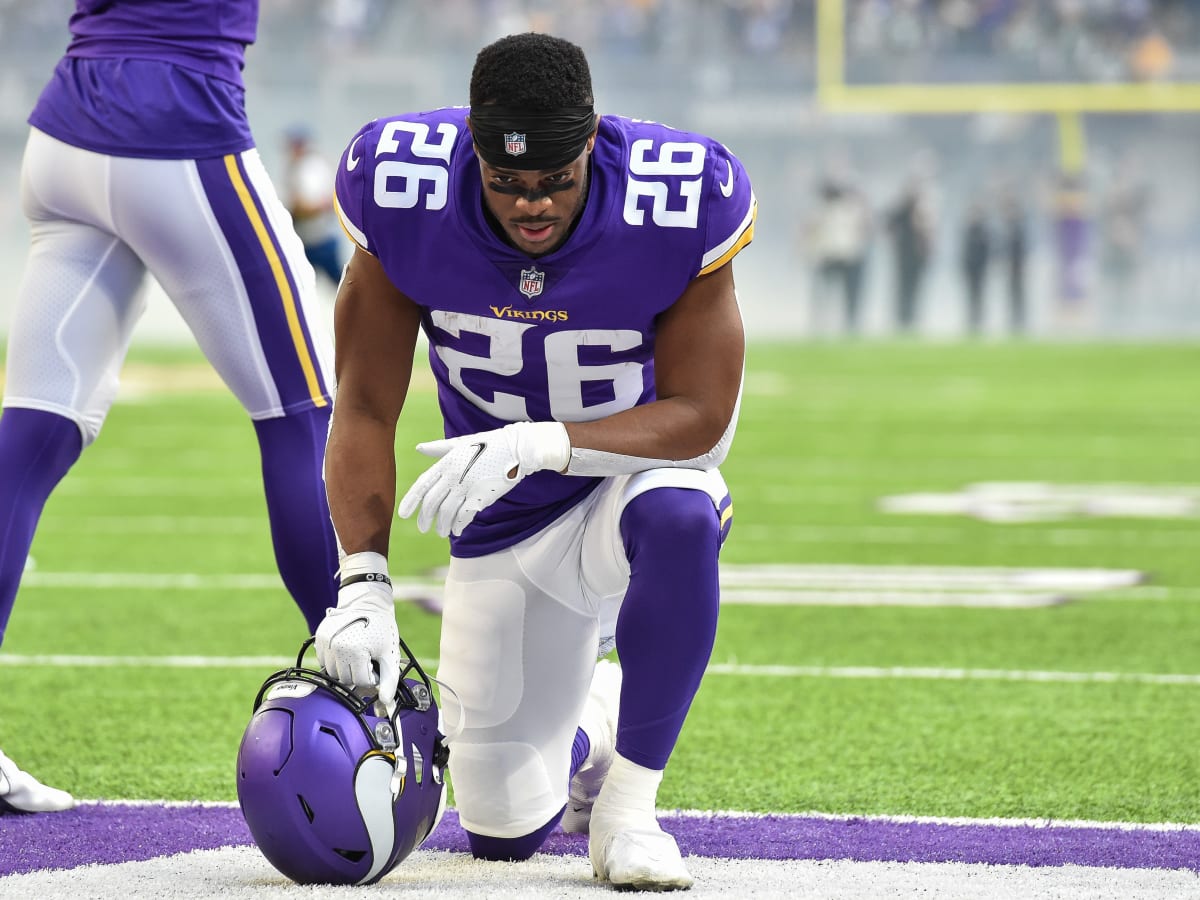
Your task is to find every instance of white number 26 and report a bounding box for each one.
[622,139,705,229]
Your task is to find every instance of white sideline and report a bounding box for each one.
[1,845,1196,900]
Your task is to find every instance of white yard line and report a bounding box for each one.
[33,517,264,533]
[703,664,1200,686]
[719,588,1071,607]
[21,572,287,589]
[0,653,295,668]
[718,564,1145,589]
[736,524,1200,546]
[3,653,1200,686]
[19,564,1156,611]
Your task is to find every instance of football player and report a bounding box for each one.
[315,32,754,890]
[0,0,338,811]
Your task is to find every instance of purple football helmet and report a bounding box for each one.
[236,638,448,885]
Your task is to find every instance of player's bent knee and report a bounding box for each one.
[621,487,719,549]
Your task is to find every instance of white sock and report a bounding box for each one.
[599,753,663,820]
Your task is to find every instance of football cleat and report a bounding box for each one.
[561,659,622,834]
[589,804,694,891]
[0,748,75,813]
[236,637,448,885]
[588,755,693,891]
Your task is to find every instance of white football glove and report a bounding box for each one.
[397,421,570,538]
[314,551,401,712]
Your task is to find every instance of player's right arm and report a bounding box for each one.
[315,120,423,701]
[315,245,421,702]
[324,118,424,557]
[324,244,422,558]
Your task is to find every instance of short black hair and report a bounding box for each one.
[469,32,593,109]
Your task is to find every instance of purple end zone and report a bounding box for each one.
[3,805,1200,877]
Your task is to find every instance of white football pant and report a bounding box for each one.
[437,467,728,838]
[4,128,334,443]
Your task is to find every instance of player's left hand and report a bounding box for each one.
[398,421,570,537]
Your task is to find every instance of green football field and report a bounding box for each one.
[2,340,1198,824]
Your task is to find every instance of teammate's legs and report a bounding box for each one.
[0,410,81,645]
[1,135,150,811]
[1,213,150,640]
[252,406,338,632]
[110,148,339,630]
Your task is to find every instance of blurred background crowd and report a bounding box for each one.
[0,0,1197,340]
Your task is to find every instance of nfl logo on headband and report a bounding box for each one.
[504,132,527,157]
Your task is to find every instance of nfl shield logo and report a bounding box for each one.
[504,132,527,157]
[519,267,544,299]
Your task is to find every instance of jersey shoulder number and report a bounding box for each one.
[607,117,756,276]
[334,108,468,253]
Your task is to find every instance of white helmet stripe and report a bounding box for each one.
[354,755,400,884]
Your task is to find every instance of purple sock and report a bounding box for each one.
[614,488,722,770]
[570,726,591,777]
[253,407,339,634]
[0,408,82,645]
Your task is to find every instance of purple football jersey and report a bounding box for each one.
[28,0,258,159]
[335,108,756,557]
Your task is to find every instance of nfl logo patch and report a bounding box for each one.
[504,132,527,157]
[519,267,544,299]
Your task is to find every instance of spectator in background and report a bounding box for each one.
[1052,170,1091,329]
[999,189,1029,335]
[806,175,873,337]
[1099,160,1151,332]
[886,173,936,335]
[284,125,345,287]
[961,200,991,336]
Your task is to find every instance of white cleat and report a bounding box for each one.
[589,810,694,892]
[562,659,622,835]
[588,754,693,891]
[0,748,75,813]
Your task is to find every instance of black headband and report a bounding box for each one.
[469,106,596,171]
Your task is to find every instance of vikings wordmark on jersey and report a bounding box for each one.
[334,108,755,555]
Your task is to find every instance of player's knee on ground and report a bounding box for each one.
[448,740,565,842]
[465,809,564,861]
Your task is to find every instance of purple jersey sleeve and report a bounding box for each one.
[333,120,379,254]
[698,142,757,277]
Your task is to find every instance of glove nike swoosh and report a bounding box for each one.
[457,443,487,484]
[332,616,371,638]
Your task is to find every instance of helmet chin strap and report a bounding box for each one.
[429,674,466,743]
